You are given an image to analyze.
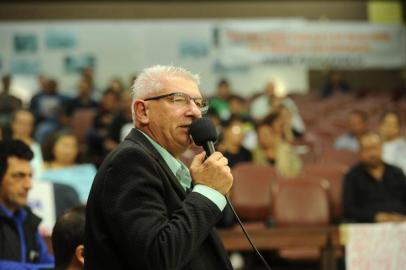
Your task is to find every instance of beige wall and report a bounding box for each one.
[1,0,404,91]
[0,1,367,21]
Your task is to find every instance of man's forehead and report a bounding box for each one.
[165,77,200,91]
[360,136,381,147]
[7,156,32,169]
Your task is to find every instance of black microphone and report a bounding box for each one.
[190,117,218,157]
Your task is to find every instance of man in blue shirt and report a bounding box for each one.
[0,139,54,270]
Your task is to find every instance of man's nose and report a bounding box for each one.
[187,101,202,118]
[23,177,33,190]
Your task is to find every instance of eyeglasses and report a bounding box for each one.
[144,92,209,114]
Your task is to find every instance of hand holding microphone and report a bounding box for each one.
[189,117,233,195]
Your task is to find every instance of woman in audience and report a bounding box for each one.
[40,130,96,202]
[219,119,252,168]
[253,112,302,177]
[379,110,406,174]
[9,109,44,178]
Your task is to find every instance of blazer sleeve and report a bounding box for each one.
[100,146,222,270]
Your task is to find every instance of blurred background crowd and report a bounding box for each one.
[1,1,406,269]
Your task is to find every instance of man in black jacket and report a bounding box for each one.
[0,139,54,269]
[85,65,233,270]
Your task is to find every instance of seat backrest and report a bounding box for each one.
[319,148,358,166]
[230,163,275,221]
[272,179,330,227]
[302,163,348,222]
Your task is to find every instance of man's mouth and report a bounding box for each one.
[179,124,191,131]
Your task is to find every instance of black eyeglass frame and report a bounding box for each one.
[143,92,209,114]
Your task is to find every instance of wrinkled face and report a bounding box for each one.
[359,135,382,168]
[141,77,202,157]
[53,135,79,165]
[0,157,32,212]
[224,122,245,146]
[12,111,34,138]
[349,114,367,137]
[379,113,400,141]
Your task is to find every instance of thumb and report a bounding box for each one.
[189,151,206,169]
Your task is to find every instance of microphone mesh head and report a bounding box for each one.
[190,117,218,146]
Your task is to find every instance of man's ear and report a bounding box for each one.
[75,244,85,265]
[133,99,149,125]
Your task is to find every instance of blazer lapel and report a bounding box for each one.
[125,128,188,200]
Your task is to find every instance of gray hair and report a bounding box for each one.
[131,65,200,100]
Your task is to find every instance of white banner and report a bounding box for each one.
[345,223,406,270]
[28,180,56,236]
[218,20,406,69]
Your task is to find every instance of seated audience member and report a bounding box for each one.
[9,109,44,178]
[379,110,406,175]
[227,94,251,123]
[342,133,406,223]
[30,78,69,144]
[253,113,302,177]
[0,140,54,269]
[40,131,96,203]
[52,205,85,270]
[335,110,369,151]
[209,78,232,121]
[29,77,68,125]
[107,77,125,95]
[87,88,120,166]
[104,90,133,151]
[320,70,351,98]
[63,78,98,119]
[219,119,252,168]
[0,75,23,128]
[250,81,305,137]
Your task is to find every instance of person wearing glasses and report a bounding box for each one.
[85,65,233,270]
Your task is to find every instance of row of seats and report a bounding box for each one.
[229,162,347,261]
[230,162,348,225]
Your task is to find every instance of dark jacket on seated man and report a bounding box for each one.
[0,139,54,270]
[342,133,406,223]
[342,163,406,223]
[0,205,50,262]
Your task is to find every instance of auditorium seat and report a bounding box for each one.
[318,148,358,167]
[271,179,330,260]
[302,163,348,223]
[230,163,276,222]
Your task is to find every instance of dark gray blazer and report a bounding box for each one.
[85,128,232,270]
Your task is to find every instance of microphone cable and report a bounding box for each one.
[225,196,272,270]
[189,117,272,269]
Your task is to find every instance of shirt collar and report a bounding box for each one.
[139,130,191,190]
[0,204,27,222]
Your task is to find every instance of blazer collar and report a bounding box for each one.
[125,128,188,199]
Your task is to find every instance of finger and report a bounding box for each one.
[205,151,223,162]
[190,152,206,168]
